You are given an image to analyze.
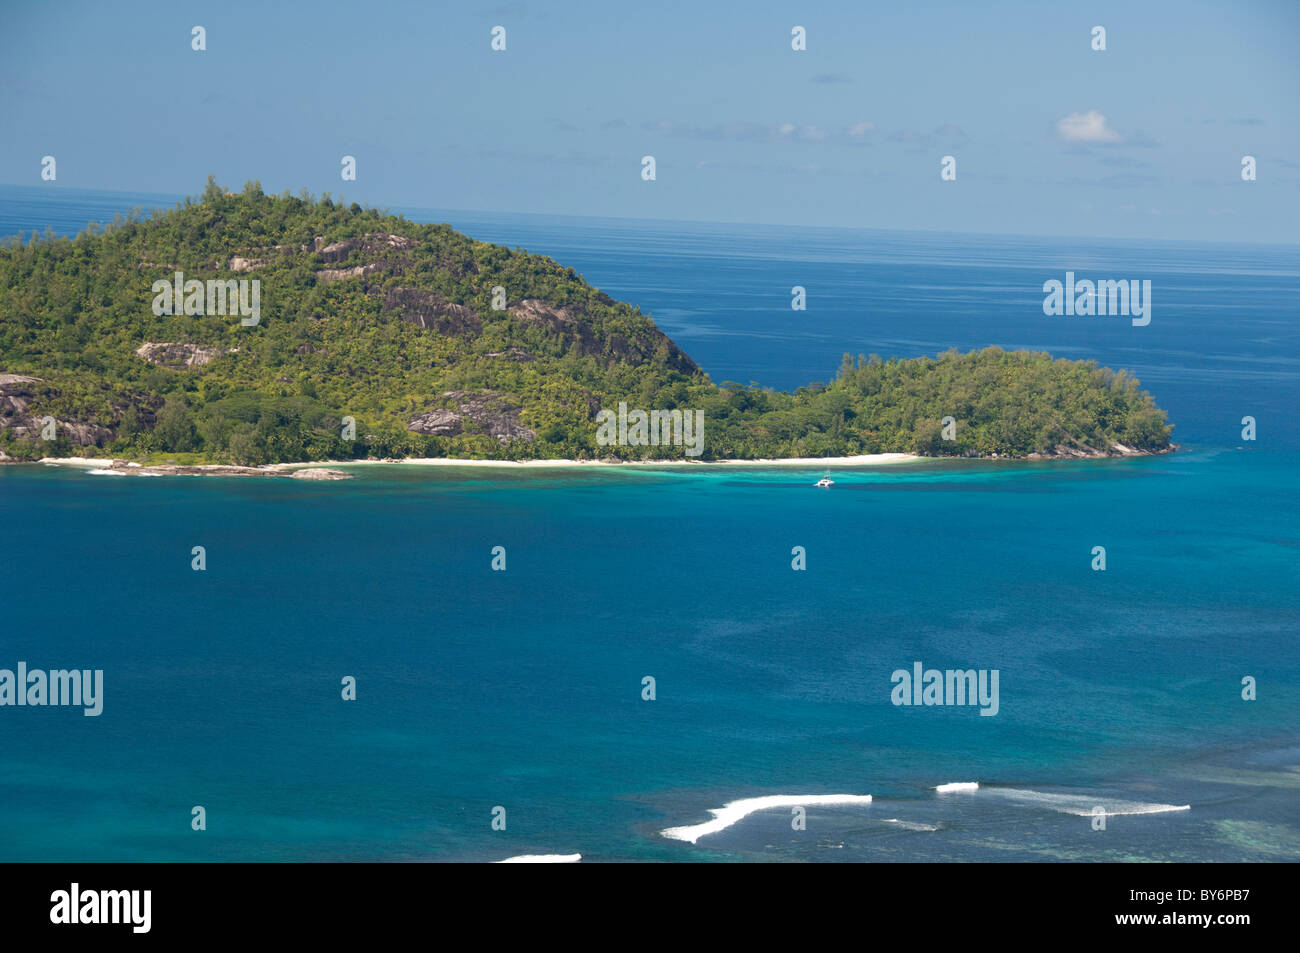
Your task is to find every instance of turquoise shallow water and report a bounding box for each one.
[1,453,1296,861]
[0,187,1297,860]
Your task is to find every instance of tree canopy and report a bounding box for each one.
[0,181,1173,463]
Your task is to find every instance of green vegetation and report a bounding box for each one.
[0,178,1173,463]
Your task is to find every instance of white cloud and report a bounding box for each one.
[777,123,827,141]
[1057,110,1121,143]
[644,119,865,146]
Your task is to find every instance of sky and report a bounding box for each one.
[1,0,1298,243]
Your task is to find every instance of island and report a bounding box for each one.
[0,178,1174,468]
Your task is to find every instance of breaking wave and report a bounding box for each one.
[494,853,582,863]
[662,794,873,844]
[985,788,1190,816]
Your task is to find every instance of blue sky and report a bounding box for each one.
[2,0,1297,242]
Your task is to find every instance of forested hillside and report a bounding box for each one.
[0,179,1173,463]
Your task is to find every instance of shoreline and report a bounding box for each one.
[21,452,922,478]
[9,446,1175,478]
[266,452,923,470]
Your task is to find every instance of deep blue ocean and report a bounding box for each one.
[1,185,1297,861]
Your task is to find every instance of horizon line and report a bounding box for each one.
[2,181,1297,251]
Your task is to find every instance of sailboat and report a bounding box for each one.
[814,472,834,488]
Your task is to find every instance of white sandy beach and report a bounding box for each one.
[38,457,138,467]
[269,452,919,470]
[33,452,920,477]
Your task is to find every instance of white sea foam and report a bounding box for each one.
[986,788,1190,816]
[935,781,979,793]
[87,468,126,476]
[494,853,582,863]
[661,794,873,844]
[882,818,941,831]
